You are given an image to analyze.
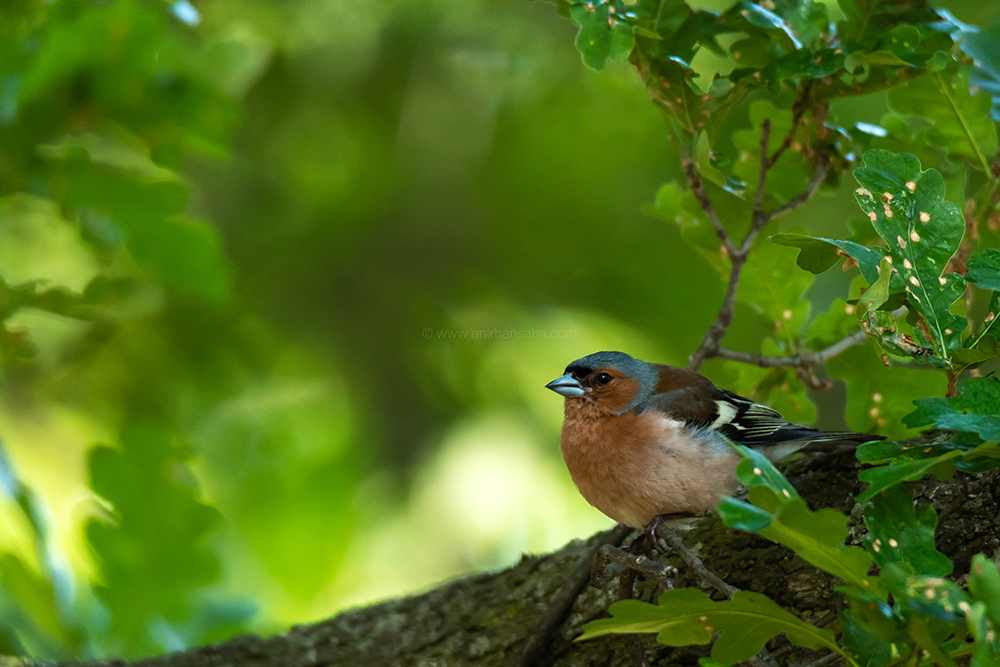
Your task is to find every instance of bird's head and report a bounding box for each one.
[545,351,659,416]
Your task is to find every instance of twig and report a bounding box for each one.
[802,652,842,667]
[685,148,826,372]
[752,119,773,223]
[715,329,868,369]
[682,159,739,258]
[713,305,909,377]
[515,524,632,667]
[766,159,829,221]
[684,93,834,373]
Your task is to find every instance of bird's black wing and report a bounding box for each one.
[640,383,884,447]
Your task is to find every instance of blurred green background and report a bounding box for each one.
[2,0,999,659]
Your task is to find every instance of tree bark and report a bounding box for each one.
[54,439,1000,667]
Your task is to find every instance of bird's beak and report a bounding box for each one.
[545,373,586,398]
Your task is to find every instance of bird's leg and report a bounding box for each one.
[641,513,695,552]
[591,515,695,590]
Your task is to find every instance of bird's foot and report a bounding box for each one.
[591,542,677,592]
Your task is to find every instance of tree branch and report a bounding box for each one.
[516,524,631,667]
[765,159,829,222]
[714,330,869,369]
[685,101,835,372]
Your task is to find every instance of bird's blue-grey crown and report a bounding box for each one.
[565,351,659,415]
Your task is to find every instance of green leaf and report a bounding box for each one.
[696,131,746,197]
[125,216,231,303]
[754,492,878,593]
[579,589,844,664]
[903,376,1000,441]
[967,603,1000,667]
[717,496,774,532]
[634,0,689,36]
[857,450,962,503]
[732,444,799,499]
[840,609,894,667]
[960,19,1000,121]
[837,0,940,49]
[806,299,862,349]
[906,614,959,667]
[770,233,884,283]
[738,241,812,338]
[853,150,968,361]
[887,67,997,172]
[862,485,951,577]
[856,438,970,464]
[87,421,224,655]
[646,181,729,276]
[902,575,971,623]
[719,461,878,595]
[954,334,1000,370]
[859,258,893,312]
[969,554,1000,629]
[570,1,635,71]
[722,2,802,52]
[967,248,1000,291]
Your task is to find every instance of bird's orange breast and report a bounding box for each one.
[560,402,741,528]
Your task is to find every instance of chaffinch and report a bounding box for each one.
[546,351,884,529]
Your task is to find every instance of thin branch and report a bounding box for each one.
[715,329,869,369]
[752,119,773,221]
[687,109,826,371]
[682,159,738,258]
[802,653,842,667]
[687,254,746,370]
[712,305,909,376]
[768,83,812,168]
[765,158,830,222]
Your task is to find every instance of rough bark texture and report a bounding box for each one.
[47,439,1000,667]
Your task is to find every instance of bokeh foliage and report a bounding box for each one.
[0,0,998,661]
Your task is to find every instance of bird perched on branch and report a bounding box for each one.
[546,351,884,530]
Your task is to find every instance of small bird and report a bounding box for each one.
[546,351,884,529]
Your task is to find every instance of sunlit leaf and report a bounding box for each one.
[579,589,843,663]
[853,150,967,362]
[87,421,225,656]
[967,603,1000,667]
[719,453,877,595]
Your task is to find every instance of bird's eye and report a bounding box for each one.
[595,372,613,385]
